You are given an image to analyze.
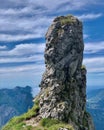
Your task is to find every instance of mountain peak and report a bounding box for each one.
[0,86,33,129]
[38,14,94,130]
[2,15,95,130]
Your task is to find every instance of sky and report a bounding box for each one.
[0,0,104,94]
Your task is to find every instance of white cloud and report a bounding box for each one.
[0,34,43,42]
[77,13,102,20]
[0,1,103,42]
[0,43,45,57]
[0,16,53,41]
[1,13,100,42]
[29,0,104,12]
[0,0,104,85]
[0,45,7,49]
[0,64,45,74]
[0,43,45,64]
[84,41,104,54]
[0,7,40,15]
[84,41,104,74]
[83,57,104,73]
[0,0,104,89]
[10,43,45,56]
[0,55,44,63]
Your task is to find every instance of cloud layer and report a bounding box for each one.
[83,57,104,73]
[85,41,104,54]
[0,0,103,42]
[0,0,104,89]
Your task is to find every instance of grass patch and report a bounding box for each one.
[40,118,60,127]
[58,15,76,25]
[2,98,74,130]
[35,118,74,130]
[2,117,74,130]
[2,100,39,130]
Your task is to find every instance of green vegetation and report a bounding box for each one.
[59,15,75,25]
[2,99,74,130]
[40,118,60,127]
[35,118,74,130]
[2,117,74,130]
[2,100,39,130]
[81,65,86,70]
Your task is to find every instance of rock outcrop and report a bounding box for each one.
[37,15,94,130]
[2,15,95,130]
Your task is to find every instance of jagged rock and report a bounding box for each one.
[37,15,95,130]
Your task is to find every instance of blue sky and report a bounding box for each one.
[0,0,104,94]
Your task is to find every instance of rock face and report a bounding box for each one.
[37,15,94,130]
[0,86,33,129]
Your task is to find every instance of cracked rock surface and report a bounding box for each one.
[37,15,95,130]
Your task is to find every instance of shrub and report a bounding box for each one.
[81,65,86,70]
[59,15,75,25]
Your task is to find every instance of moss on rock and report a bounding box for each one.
[54,15,78,25]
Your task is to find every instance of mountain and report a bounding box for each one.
[0,86,33,129]
[87,88,104,130]
[2,15,94,130]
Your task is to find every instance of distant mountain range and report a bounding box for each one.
[0,86,33,129]
[0,86,103,130]
[87,88,104,130]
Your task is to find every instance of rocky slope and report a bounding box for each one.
[0,86,33,129]
[2,15,95,130]
[87,88,104,130]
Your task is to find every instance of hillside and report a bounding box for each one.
[87,88,104,130]
[0,86,33,129]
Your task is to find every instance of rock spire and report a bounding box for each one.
[37,15,95,130]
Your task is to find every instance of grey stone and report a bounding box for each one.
[36,15,95,130]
